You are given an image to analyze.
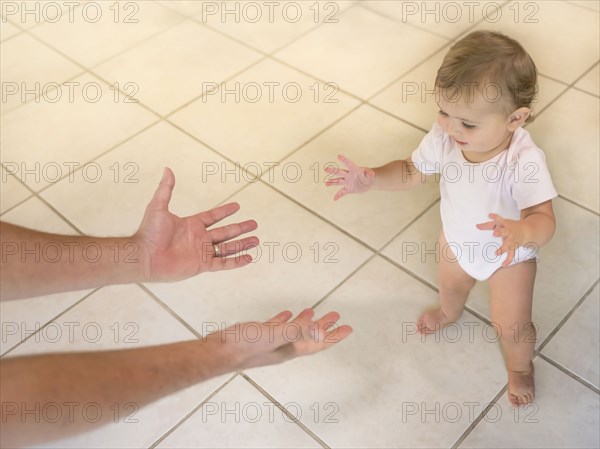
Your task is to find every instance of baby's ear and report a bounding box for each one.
[507,107,531,130]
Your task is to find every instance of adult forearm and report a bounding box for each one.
[0,222,145,301]
[0,339,235,447]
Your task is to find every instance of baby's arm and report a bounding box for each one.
[325,155,425,201]
[372,159,426,191]
[519,200,556,247]
[476,200,556,267]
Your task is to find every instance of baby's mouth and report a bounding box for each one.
[455,139,468,146]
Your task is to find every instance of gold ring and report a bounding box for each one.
[213,244,221,258]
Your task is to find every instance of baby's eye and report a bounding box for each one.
[438,110,448,117]
[462,122,476,129]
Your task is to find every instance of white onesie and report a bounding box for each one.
[411,122,558,281]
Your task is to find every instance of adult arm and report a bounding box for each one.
[0,309,352,447]
[0,168,259,301]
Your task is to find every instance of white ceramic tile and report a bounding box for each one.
[95,19,263,116]
[274,6,448,99]
[381,200,442,284]
[9,284,196,355]
[0,195,77,233]
[0,72,158,192]
[568,0,600,12]
[170,57,360,169]
[526,88,599,213]
[384,197,600,345]
[41,121,247,237]
[146,181,372,331]
[7,283,229,449]
[363,0,506,39]
[0,196,91,354]
[369,49,446,131]
[0,0,79,30]
[371,48,568,131]
[542,284,600,388]
[158,0,207,17]
[469,1,599,85]
[575,63,600,97]
[157,375,321,448]
[247,256,508,448]
[460,358,600,448]
[270,104,439,249]
[30,1,184,67]
[196,0,356,54]
[0,165,32,213]
[0,33,83,114]
[0,16,21,40]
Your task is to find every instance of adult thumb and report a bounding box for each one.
[149,167,175,211]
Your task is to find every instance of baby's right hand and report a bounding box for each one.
[324,154,375,201]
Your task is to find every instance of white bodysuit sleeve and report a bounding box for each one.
[410,123,444,174]
[510,146,558,210]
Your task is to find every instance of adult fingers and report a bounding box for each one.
[148,167,175,211]
[195,202,242,228]
[209,219,258,244]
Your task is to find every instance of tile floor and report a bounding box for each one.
[1,0,598,447]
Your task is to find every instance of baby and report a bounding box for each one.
[325,30,557,407]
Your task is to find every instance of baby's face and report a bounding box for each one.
[436,90,518,161]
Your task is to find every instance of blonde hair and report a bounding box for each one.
[435,30,538,123]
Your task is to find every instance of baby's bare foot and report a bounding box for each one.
[417,308,456,334]
[508,362,535,407]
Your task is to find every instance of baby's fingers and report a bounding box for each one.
[337,154,358,170]
[324,166,346,177]
[501,248,515,267]
[476,220,496,230]
[324,177,347,186]
[333,187,349,201]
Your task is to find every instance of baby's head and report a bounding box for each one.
[434,31,538,158]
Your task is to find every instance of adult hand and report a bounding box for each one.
[324,154,375,201]
[209,308,353,370]
[476,213,527,267]
[135,168,259,282]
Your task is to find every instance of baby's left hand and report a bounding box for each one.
[476,213,526,267]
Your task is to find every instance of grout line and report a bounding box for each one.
[162,55,268,118]
[555,194,600,217]
[3,3,187,116]
[256,179,377,253]
[362,0,513,103]
[0,194,34,217]
[563,0,600,14]
[377,197,441,252]
[240,373,331,449]
[147,372,240,449]
[310,252,377,310]
[535,278,600,354]
[451,384,508,448]
[29,117,161,197]
[537,353,600,394]
[0,287,101,358]
[193,0,361,59]
[136,283,204,339]
[359,2,454,41]
[526,60,600,122]
[364,102,430,133]
[571,84,600,99]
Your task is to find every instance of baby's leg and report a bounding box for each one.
[488,260,537,407]
[418,230,476,334]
